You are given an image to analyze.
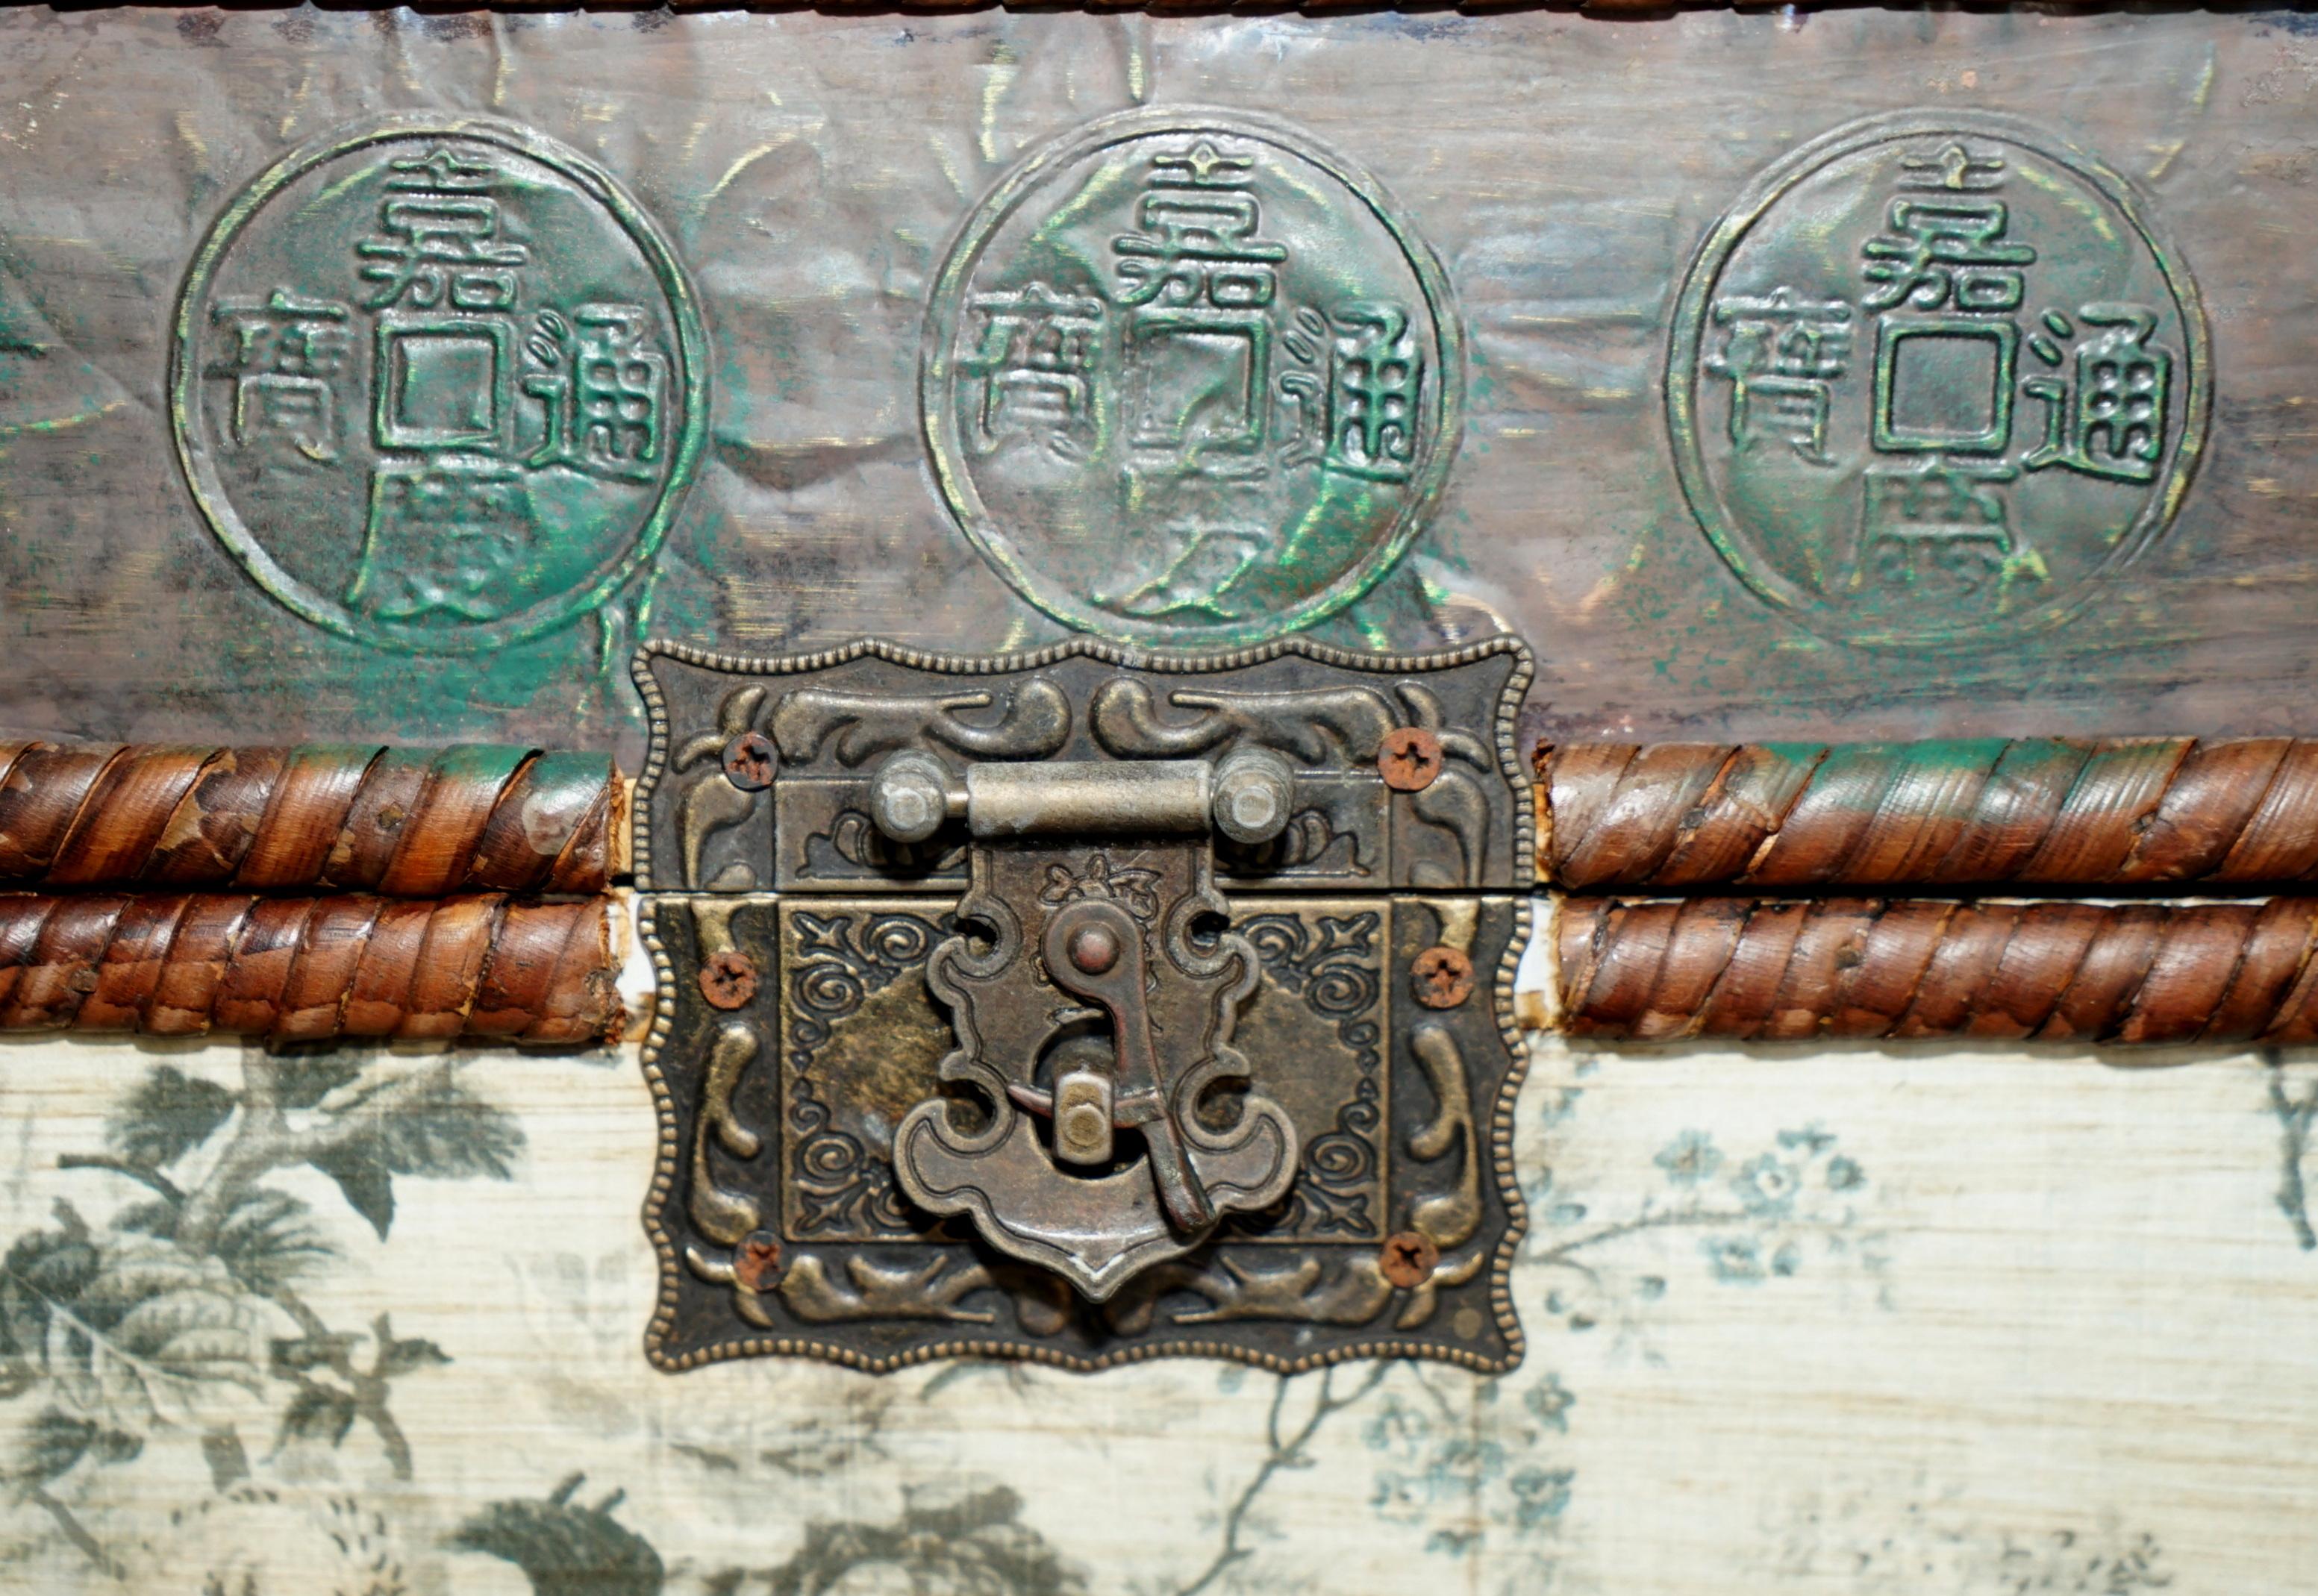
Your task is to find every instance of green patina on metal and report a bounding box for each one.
[1666,110,2211,649]
[922,105,1465,648]
[169,114,710,656]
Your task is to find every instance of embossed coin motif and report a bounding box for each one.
[1668,111,2208,646]
[172,116,707,653]
[924,107,1463,646]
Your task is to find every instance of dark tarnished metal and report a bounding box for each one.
[1668,110,2208,646]
[170,113,708,656]
[632,636,1531,1371]
[922,106,1463,648]
[3,11,2311,757]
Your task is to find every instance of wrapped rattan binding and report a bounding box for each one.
[0,742,618,895]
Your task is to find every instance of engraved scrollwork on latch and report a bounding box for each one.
[1090,675,1499,886]
[1397,1021,1485,1330]
[1242,911,1385,1239]
[784,910,944,1238]
[670,684,769,889]
[1099,1008,1484,1336]
[635,636,1534,1374]
[1089,679,1403,761]
[1396,683,1499,891]
[687,1021,765,1245]
[886,754,1305,1299]
[771,680,1072,765]
[669,899,779,1329]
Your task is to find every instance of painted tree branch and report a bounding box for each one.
[51,1051,487,1505]
[1173,1362,1392,1596]
[2267,1053,2318,1252]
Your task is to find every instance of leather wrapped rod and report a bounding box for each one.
[1558,896,2318,1046]
[0,742,618,895]
[1539,739,2318,890]
[0,892,621,1044]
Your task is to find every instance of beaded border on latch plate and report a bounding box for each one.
[631,633,1534,1374]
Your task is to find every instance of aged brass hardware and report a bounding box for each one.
[865,745,1311,1292]
[634,636,1533,1373]
[883,749,1303,1297]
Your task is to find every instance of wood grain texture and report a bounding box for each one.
[0,892,621,1042]
[0,744,616,895]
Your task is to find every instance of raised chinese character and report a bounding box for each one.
[953,281,1105,461]
[1322,303,1424,482]
[1114,140,1288,467]
[1705,287,1855,465]
[1896,141,2008,193]
[356,145,529,312]
[207,290,352,463]
[2022,304,2172,484]
[1854,457,2042,595]
[1113,139,1287,311]
[1096,521,1268,620]
[1861,197,2035,313]
[522,304,672,481]
[345,459,537,624]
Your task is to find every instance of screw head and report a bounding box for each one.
[1411,945,1475,1010]
[698,948,760,1010]
[734,1230,784,1292]
[721,731,777,792]
[1380,1230,1440,1289]
[1377,727,1443,792]
[1066,922,1120,975]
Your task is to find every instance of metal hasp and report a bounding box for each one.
[877,751,1302,1298]
[631,637,1533,1374]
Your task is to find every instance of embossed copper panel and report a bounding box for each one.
[631,639,1532,1370]
[0,10,2309,754]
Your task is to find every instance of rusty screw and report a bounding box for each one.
[1411,945,1475,1009]
[722,730,777,792]
[734,1230,784,1292]
[1376,727,1443,792]
[698,948,760,1010]
[1380,1230,1440,1289]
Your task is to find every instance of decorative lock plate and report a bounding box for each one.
[632,637,1532,1374]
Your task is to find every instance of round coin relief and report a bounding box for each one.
[1667,110,2210,647]
[171,116,708,654]
[922,107,1464,647]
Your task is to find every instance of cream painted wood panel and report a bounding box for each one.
[4,919,2314,1593]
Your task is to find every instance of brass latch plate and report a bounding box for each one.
[632,637,1531,1374]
